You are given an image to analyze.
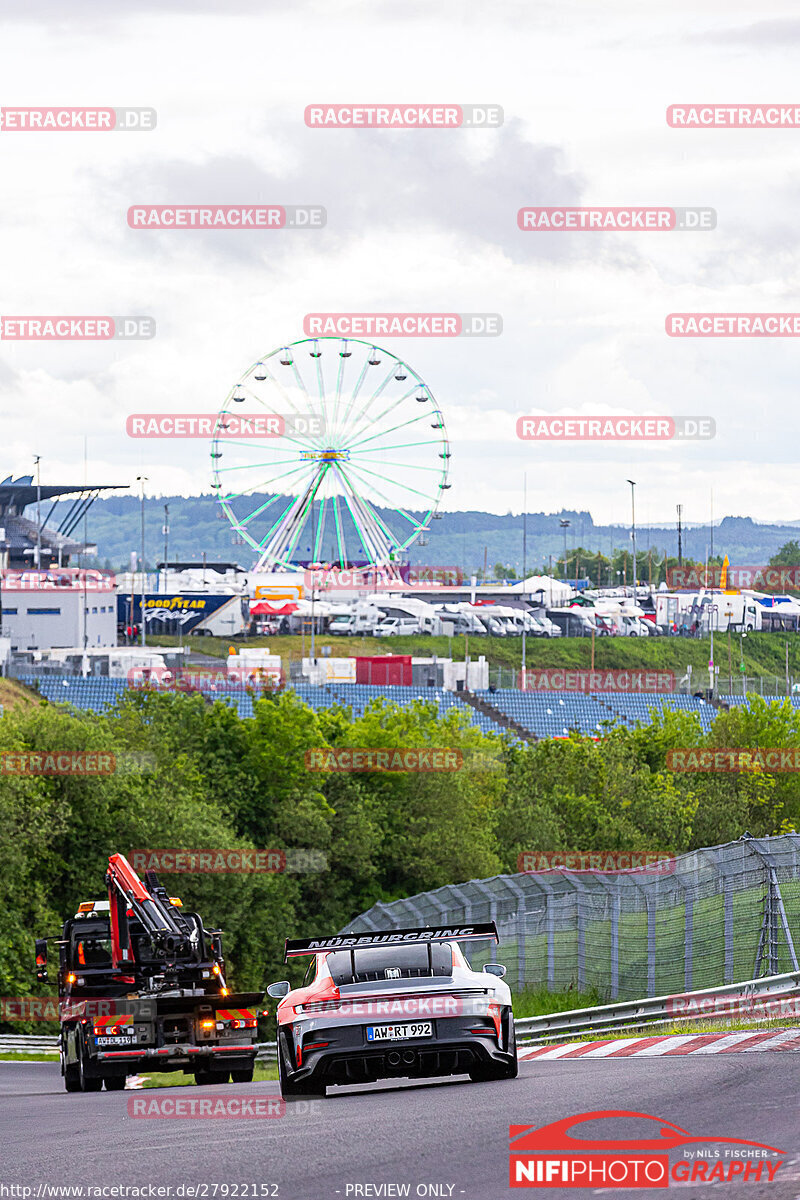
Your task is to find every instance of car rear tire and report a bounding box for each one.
[469,1021,518,1082]
[278,1033,326,1098]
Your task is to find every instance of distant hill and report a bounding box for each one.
[50,493,800,576]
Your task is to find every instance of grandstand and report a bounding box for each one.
[472,689,720,737]
[17,674,800,741]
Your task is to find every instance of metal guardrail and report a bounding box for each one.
[3,973,799,1059]
[255,1041,277,1063]
[0,1035,59,1054]
[514,969,800,1044]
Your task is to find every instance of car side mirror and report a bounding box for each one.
[482,963,506,978]
[35,938,49,983]
[267,980,291,999]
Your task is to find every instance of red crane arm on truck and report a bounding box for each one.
[105,853,193,970]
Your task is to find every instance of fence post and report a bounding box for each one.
[724,879,734,984]
[470,880,499,965]
[535,877,559,990]
[684,896,694,992]
[504,876,533,992]
[559,873,587,992]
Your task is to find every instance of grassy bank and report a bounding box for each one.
[154,630,800,683]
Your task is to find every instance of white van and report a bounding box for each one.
[374,616,420,638]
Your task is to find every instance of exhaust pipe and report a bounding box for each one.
[402,1050,416,1065]
[387,1051,401,1067]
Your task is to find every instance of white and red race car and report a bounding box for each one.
[267,923,517,1097]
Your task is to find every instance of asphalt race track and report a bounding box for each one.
[2,1058,798,1200]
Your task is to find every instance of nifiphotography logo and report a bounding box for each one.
[509,1111,785,1188]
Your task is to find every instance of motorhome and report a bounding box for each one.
[547,607,597,638]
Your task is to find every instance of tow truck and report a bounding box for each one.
[35,853,264,1093]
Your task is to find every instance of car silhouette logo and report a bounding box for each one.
[509,1111,784,1155]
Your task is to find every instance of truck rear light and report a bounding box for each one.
[200,1019,216,1030]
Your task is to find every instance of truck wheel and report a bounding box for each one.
[78,1041,102,1092]
[230,1067,254,1083]
[195,1070,229,1085]
[64,1064,81,1093]
[104,1076,126,1090]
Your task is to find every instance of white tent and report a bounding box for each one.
[507,575,575,606]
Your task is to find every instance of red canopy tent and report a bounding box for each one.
[249,601,298,616]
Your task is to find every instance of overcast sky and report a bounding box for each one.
[2,0,800,536]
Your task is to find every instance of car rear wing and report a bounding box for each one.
[284,922,499,960]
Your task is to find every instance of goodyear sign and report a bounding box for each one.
[117,592,236,633]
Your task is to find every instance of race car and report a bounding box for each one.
[267,923,517,1097]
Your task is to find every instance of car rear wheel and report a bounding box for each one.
[469,1022,518,1082]
[277,1034,325,1098]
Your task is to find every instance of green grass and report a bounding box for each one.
[151,630,800,682]
[512,986,604,1019]
[140,1062,277,1088]
[0,1051,58,1061]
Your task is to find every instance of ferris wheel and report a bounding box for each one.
[210,337,451,571]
